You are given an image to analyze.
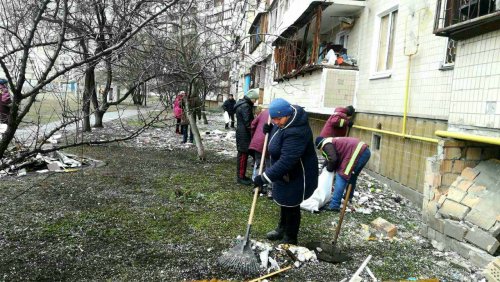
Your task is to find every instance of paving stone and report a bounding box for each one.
[446,238,479,259]
[461,193,480,208]
[447,188,467,202]
[456,179,474,191]
[445,147,462,160]
[444,219,469,241]
[483,257,500,282]
[461,166,480,181]
[428,217,445,233]
[468,184,486,193]
[464,227,500,254]
[465,209,497,232]
[465,147,482,161]
[489,222,500,237]
[427,227,436,240]
[438,199,470,220]
[431,240,445,251]
[420,223,428,237]
[450,176,463,188]
[470,250,496,268]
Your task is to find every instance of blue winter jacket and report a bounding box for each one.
[263,105,318,207]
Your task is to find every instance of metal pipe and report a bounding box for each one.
[308,117,439,143]
[354,124,439,143]
[435,130,500,146]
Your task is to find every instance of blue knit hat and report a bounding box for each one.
[269,98,292,118]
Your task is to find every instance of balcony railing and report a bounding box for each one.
[434,0,500,39]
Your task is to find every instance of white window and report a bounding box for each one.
[336,30,350,49]
[377,9,397,72]
[442,38,456,69]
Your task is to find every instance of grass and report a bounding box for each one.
[0,128,473,281]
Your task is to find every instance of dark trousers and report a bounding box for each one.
[278,205,301,240]
[236,151,249,179]
[175,118,181,133]
[181,124,193,143]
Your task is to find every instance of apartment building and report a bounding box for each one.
[236,0,500,267]
[237,0,499,205]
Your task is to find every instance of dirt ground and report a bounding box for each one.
[0,111,484,281]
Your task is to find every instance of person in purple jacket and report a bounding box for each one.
[315,136,371,212]
[249,108,272,197]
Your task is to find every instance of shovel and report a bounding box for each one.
[306,183,353,263]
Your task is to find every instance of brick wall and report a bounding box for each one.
[422,140,500,268]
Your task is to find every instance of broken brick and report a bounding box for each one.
[370,217,397,238]
[461,167,480,181]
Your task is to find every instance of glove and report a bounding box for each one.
[253,175,268,187]
[327,163,335,172]
[263,123,273,134]
[348,120,354,128]
[323,160,334,172]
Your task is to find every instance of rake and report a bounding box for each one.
[217,114,271,275]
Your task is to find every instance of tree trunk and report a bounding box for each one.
[183,95,205,160]
[82,66,96,132]
[94,110,105,128]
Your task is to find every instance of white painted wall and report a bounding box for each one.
[449,29,500,132]
[355,0,453,119]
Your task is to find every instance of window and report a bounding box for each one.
[444,38,456,65]
[376,9,398,72]
[336,30,350,49]
[434,0,500,40]
[372,134,381,151]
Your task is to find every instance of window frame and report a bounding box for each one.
[370,5,399,80]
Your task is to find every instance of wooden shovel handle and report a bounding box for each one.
[332,183,353,245]
[247,114,271,225]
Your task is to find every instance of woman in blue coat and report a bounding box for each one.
[253,98,318,244]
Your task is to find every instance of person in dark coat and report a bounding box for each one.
[234,91,258,185]
[315,136,371,212]
[253,98,318,245]
[222,94,236,129]
[319,106,355,138]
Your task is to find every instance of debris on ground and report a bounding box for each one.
[370,217,398,238]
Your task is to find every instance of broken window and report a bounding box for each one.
[376,9,398,72]
[444,38,456,65]
[434,0,500,39]
[214,0,224,7]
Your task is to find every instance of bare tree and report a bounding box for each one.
[0,0,179,165]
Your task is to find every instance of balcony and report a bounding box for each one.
[434,0,500,40]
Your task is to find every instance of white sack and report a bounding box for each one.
[300,168,334,212]
[223,111,230,124]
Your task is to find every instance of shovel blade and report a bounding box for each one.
[305,241,351,263]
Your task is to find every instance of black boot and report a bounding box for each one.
[279,234,298,245]
[236,177,252,185]
[266,226,285,241]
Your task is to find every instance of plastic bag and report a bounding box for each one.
[300,168,334,212]
[223,111,230,124]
